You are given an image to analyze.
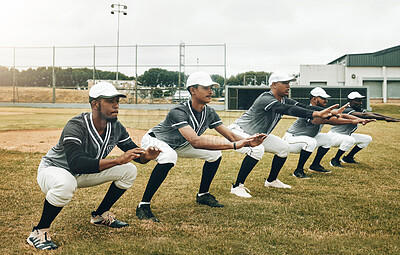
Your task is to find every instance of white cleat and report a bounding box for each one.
[230,183,252,198]
[264,179,291,189]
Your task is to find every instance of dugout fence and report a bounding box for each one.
[225,85,370,110]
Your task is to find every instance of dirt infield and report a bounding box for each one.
[0,128,147,156]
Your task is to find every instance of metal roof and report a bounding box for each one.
[328,45,400,67]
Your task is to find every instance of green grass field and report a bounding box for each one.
[0,105,399,254]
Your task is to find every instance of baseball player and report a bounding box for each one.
[228,72,342,198]
[27,82,161,250]
[136,71,266,222]
[283,87,372,179]
[329,91,400,167]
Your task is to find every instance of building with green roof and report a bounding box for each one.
[299,45,400,103]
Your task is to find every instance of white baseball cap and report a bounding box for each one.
[89,82,126,101]
[347,91,365,100]
[268,72,296,86]
[310,87,331,98]
[185,71,220,88]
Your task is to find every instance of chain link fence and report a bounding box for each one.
[0,43,226,104]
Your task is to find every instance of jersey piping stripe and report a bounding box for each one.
[264,101,277,111]
[64,137,82,144]
[99,122,112,159]
[85,114,102,159]
[172,121,188,127]
[268,113,282,134]
[197,106,206,134]
[118,136,131,144]
[187,102,200,129]
[89,113,103,143]
[210,120,222,126]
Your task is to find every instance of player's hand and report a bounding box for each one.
[117,148,145,164]
[246,133,267,147]
[313,104,339,119]
[361,119,376,125]
[235,133,267,148]
[385,117,400,122]
[141,146,162,161]
[331,103,349,117]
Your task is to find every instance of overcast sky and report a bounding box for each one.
[1,0,399,77]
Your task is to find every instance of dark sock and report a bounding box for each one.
[333,149,346,161]
[234,155,259,187]
[346,145,362,158]
[141,163,174,203]
[295,149,312,171]
[94,182,126,216]
[34,200,63,230]
[267,155,287,182]
[311,147,330,166]
[199,157,222,194]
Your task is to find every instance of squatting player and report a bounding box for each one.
[329,91,400,167]
[135,71,266,222]
[283,87,373,179]
[27,82,161,250]
[228,72,343,198]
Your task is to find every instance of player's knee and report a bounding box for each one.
[115,163,137,189]
[206,151,222,162]
[247,145,264,161]
[276,142,290,158]
[358,135,372,148]
[46,177,77,207]
[157,150,178,165]
[304,139,317,152]
[365,135,372,144]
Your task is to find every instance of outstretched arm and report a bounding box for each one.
[178,125,266,150]
[351,111,400,122]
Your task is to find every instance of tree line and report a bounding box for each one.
[0,66,272,88]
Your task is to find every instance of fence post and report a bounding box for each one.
[93,45,96,85]
[52,46,56,103]
[12,46,16,103]
[135,44,138,104]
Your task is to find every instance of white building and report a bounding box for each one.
[299,45,400,103]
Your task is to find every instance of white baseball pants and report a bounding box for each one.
[282,132,332,154]
[228,123,290,159]
[328,131,372,151]
[141,131,222,165]
[37,160,137,207]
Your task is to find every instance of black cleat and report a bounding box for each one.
[27,228,58,250]
[91,211,129,228]
[330,158,344,168]
[136,204,160,222]
[293,169,310,179]
[341,156,359,164]
[308,164,332,173]
[196,193,224,207]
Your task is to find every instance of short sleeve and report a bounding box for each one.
[62,119,85,146]
[208,109,223,129]
[263,98,278,111]
[169,108,190,129]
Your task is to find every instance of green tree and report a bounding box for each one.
[138,68,185,88]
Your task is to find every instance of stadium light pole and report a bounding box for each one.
[111,3,127,83]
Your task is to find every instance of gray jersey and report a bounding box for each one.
[287,117,323,137]
[236,91,313,135]
[151,100,223,149]
[42,112,134,172]
[330,106,365,135]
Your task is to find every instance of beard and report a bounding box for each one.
[104,115,118,123]
[98,104,118,123]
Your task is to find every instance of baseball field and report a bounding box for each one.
[0,105,399,254]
